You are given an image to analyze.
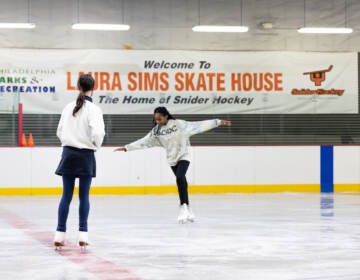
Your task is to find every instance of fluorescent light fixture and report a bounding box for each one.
[0,23,35,29]
[72,23,130,31]
[298,27,353,34]
[192,25,249,33]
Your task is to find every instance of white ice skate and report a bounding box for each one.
[54,231,65,250]
[187,206,195,223]
[178,204,190,224]
[78,231,89,249]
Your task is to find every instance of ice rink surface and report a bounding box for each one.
[0,193,359,280]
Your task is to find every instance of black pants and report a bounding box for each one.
[171,160,190,205]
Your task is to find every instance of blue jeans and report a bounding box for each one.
[56,175,92,232]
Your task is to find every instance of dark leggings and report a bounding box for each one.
[171,160,190,205]
[56,175,92,232]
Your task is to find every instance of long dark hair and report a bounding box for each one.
[72,74,95,116]
[153,106,175,126]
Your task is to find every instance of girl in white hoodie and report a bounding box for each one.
[54,74,105,248]
[115,107,231,223]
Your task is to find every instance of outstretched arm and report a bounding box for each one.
[114,131,161,152]
[181,119,231,137]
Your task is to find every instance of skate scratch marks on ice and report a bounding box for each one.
[0,207,142,280]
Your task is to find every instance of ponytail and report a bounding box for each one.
[72,74,95,117]
[72,92,86,116]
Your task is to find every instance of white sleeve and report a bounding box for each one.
[89,107,105,149]
[125,130,161,151]
[56,110,65,142]
[179,119,221,137]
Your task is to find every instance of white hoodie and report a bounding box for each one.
[57,99,105,150]
[125,119,221,166]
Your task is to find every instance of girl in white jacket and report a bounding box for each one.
[54,74,105,248]
[114,107,231,223]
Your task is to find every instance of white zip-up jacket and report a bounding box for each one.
[57,99,105,150]
[125,119,221,166]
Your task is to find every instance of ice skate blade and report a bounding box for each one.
[79,241,89,250]
[54,241,64,250]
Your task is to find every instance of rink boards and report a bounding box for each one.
[0,146,359,195]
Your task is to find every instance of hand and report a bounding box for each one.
[114,146,127,152]
[220,120,232,126]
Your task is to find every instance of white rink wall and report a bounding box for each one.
[0,146,328,188]
[0,146,357,190]
[334,146,360,185]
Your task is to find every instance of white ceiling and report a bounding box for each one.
[0,0,359,51]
